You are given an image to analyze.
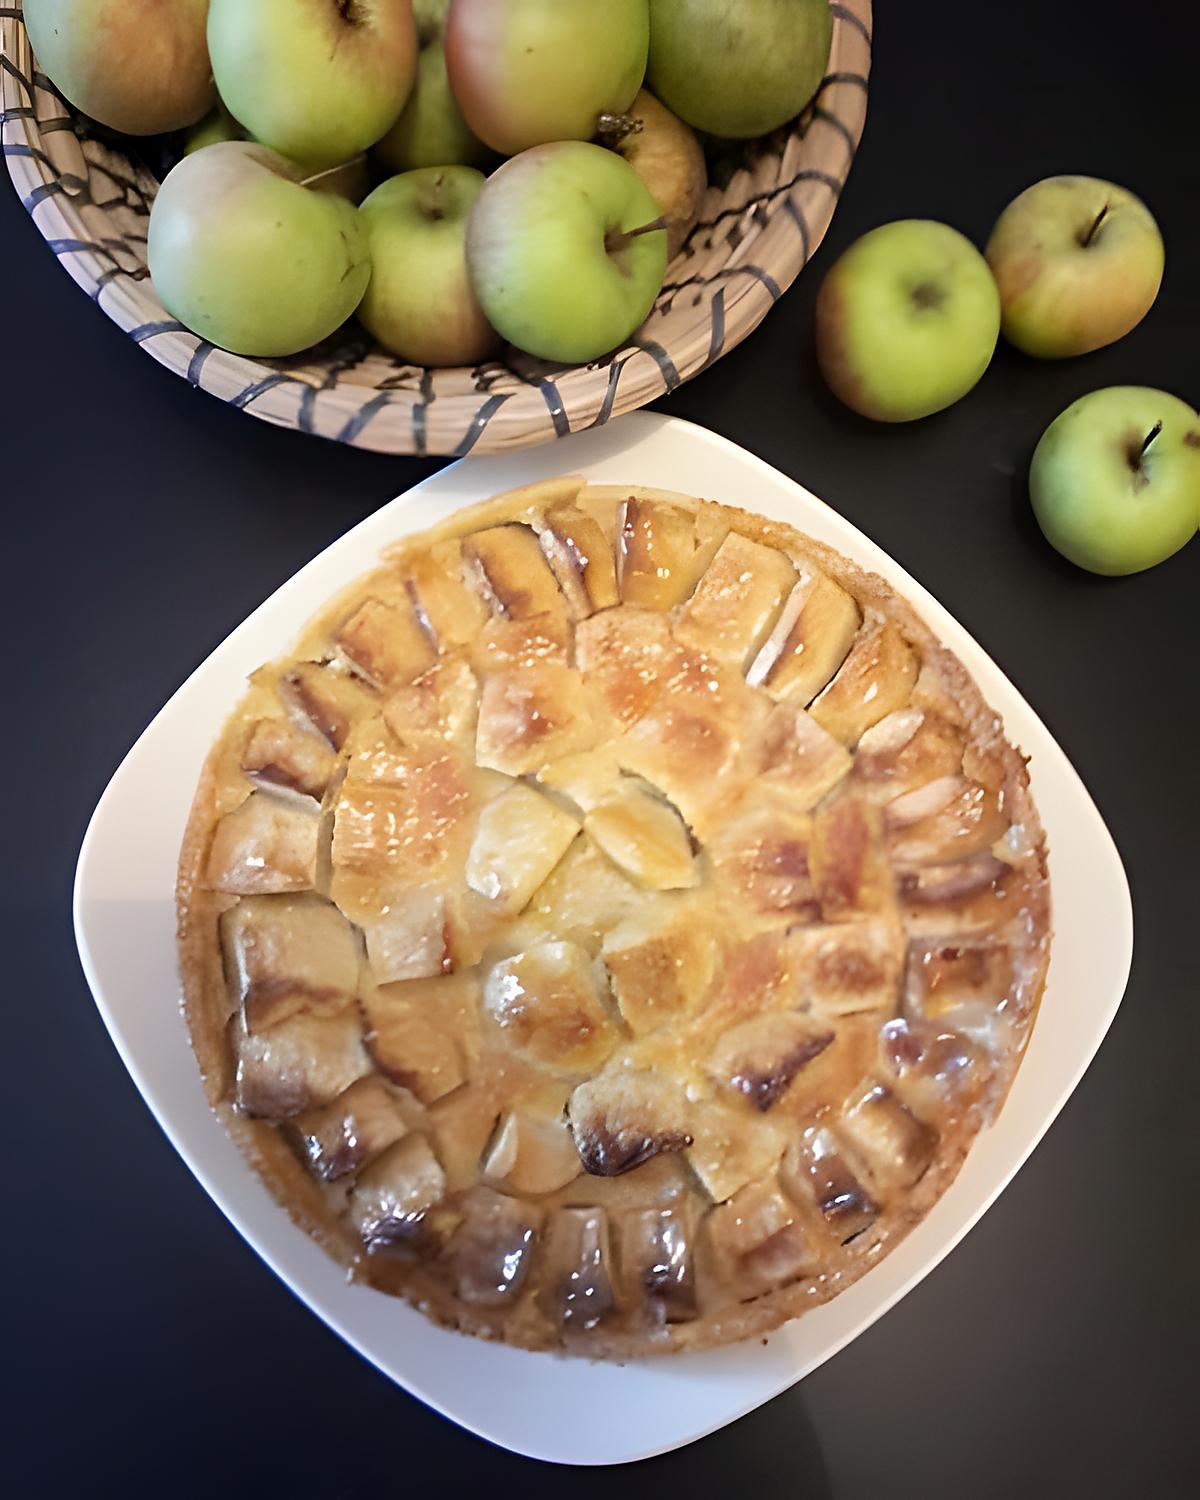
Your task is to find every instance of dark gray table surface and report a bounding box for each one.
[6,2,1196,1495]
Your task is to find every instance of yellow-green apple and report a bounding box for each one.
[148,141,370,357]
[445,0,649,156]
[207,0,417,171]
[183,102,369,202]
[1030,387,1198,575]
[412,0,448,42]
[24,0,214,135]
[986,176,1164,359]
[184,102,241,156]
[358,167,496,367]
[815,220,1001,422]
[374,40,491,174]
[646,0,830,138]
[466,141,667,363]
[601,89,706,261]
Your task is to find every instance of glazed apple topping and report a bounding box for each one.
[449,1186,543,1306]
[240,717,338,799]
[349,1134,447,1250]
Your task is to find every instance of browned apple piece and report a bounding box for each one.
[781,1126,879,1243]
[789,918,906,1016]
[280,661,377,749]
[335,596,437,689]
[240,717,337,798]
[348,1133,446,1250]
[462,524,567,621]
[584,781,698,891]
[705,1177,818,1297]
[839,1084,937,1190]
[356,889,450,985]
[426,1084,501,1190]
[536,748,623,815]
[465,783,580,915]
[475,661,599,777]
[809,795,895,920]
[540,1205,615,1332]
[449,1186,544,1306]
[756,703,853,812]
[205,790,320,894]
[521,836,643,953]
[809,621,918,746]
[481,1109,583,1195]
[232,1005,370,1120]
[400,539,489,648]
[616,496,703,609]
[673,533,797,668]
[708,1013,836,1112]
[569,1066,692,1176]
[220,892,360,1022]
[888,781,1011,865]
[880,1017,990,1101]
[687,1101,787,1202]
[468,610,571,673]
[748,572,861,705]
[483,941,620,1077]
[381,658,479,752]
[574,605,680,726]
[291,1075,420,1181]
[361,979,467,1104]
[708,806,820,924]
[620,1205,697,1322]
[602,901,715,1034]
[538,504,619,618]
[853,707,965,801]
[898,852,1009,911]
[906,938,1012,1018]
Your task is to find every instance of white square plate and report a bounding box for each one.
[75,411,1132,1466]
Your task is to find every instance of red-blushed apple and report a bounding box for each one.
[184,103,370,203]
[358,167,496,367]
[1030,387,1198,575]
[646,0,830,138]
[601,90,706,262]
[148,142,370,357]
[24,0,214,135]
[207,0,417,171]
[466,141,667,364]
[374,40,491,174]
[445,0,649,156]
[986,176,1164,358]
[815,220,1001,422]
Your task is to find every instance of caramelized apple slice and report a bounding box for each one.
[292,1076,420,1181]
[569,1065,692,1176]
[537,504,619,618]
[708,806,820,924]
[465,783,580,915]
[888,780,1010,864]
[748,572,861,705]
[449,1186,543,1306]
[839,1083,937,1190]
[541,1206,615,1332]
[381,658,479,752]
[483,941,620,1077]
[673,533,797,668]
[705,1177,818,1296]
[809,795,894,920]
[584,781,698,891]
[462,524,567,621]
[809,621,919,745]
[240,718,337,798]
[574,605,680,726]
[348,1134,446,1249]
[790,918,906,1016]
[468,610,571,674]
[880,1017,990,1102]
[620,1205,697,1322]
[853,707,965,801]
[602,900,715,1034]
[280,660,377,749]
[536,748,624,815]
[361,973,477,1103]
[335,596,437,689]
[475,661,599,777]
[781,1126,878,1243]
[708,1013,836,1112]
[687,1101,787,1202]
[205,790,320,894]
[520,836,643,953]
[756,703,853,812]
[356,887,450,985]
[232,1006,370,1120]
[400,539,489,648]
[616,496,706,609]
[482,1110,582,1195]
[905,938,1012,1018]
[221,893,359,1007]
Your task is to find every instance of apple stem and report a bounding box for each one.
[596,112,643,149]
[299,155,366,190]
[1138,420,1163,458]
[1079,203,1110,247]
[605,216,669,254]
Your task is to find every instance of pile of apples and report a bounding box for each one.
[25,0,835,367]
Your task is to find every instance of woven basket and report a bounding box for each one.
[1,1,870,457]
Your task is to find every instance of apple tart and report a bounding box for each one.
[177,478,1050,1356]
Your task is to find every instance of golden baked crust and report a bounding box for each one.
[177,479,1050,1358]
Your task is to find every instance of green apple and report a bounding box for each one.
[646,0,831,138]
[1030,388,1198,575]
[183,104,369,202]
[207,0,418,171]
[466,141,667,364]
[184,103,243,156]
[815,220,1001,422]
[374,40,491,174]
[445,0,649,156]
[24,0,214,135]
[601,89,706,261]
[986,176,1164,359]
[148,142,370,357]
[413,0,449,42]
[358,167,496,367]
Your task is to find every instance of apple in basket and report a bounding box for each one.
[374,39,493,175]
